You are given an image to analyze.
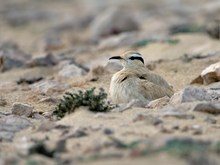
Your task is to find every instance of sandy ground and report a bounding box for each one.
[0,0,220,165]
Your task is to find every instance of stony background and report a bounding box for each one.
[0,0,220,164]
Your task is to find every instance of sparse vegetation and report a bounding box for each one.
[53,87,115,119]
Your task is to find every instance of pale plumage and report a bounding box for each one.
[109,51,174,104]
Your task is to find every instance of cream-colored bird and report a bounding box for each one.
[109,51,174,104]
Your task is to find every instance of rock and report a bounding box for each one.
[0,115,33,141]
[3,115,33,129]
[103,128,114,135]
[163,112,195,120]
[58,64,86,78]
[26,53,58,67]
[133,113,163,125]
[192,102,220,114]
[90,7,139,41]
[206,88,220,101]
[170,86,212,104]
[158,104,195,119]
[113,99,147,112]
[191,62,220,85]
[148,96,170,108]
[206,20,220,39]
[191,125,203,135]
[0,41,30,71]
[204,117,217,124]
[62,127,88,139]
[11,102,34,117]
[31,80,69,94]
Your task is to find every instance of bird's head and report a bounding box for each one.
[109,51,144,68]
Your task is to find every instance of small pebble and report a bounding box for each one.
[191,125,203,135]
[103,128,114,135]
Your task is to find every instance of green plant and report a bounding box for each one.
[53,87,115,119]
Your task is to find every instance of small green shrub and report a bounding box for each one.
[53,87,115,119]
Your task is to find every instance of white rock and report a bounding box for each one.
[191,61,220,85]
[11,102,34,117]
[58,64,86,78]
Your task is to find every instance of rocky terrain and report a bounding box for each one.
[0,0,220,164]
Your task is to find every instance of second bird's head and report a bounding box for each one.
[109,51,145,68]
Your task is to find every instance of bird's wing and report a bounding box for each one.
[139,72,172,89]
[139,79,174,100]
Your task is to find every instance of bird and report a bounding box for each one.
[109,51,174,104]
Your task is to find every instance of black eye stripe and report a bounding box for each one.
[129,56,144,64]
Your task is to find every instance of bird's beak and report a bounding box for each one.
[109,56,123,60]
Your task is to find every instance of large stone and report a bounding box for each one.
[58,64,86,78]
[11,102,34,117]
[192,102,220,114]
[26,53,58,67]
[90,7,139,41]
[191,61,220,85]
[0,115,33,141]
[0,41,30,72]
[170,86,212,104]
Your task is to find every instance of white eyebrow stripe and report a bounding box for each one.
[128,54,144,59]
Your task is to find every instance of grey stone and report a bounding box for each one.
[0,115,33,141]
[170,86,212,104]
[90,7,139,41]
[11,102,34,117]
[26,53,58,67]
[204,117,217,124]
[103,128,114,135]
[0,115,33,129]
[192,102,220,114]
[0,41,30,71]
[157,104,195,119]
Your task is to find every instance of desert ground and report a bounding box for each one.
[0,0,220,165]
